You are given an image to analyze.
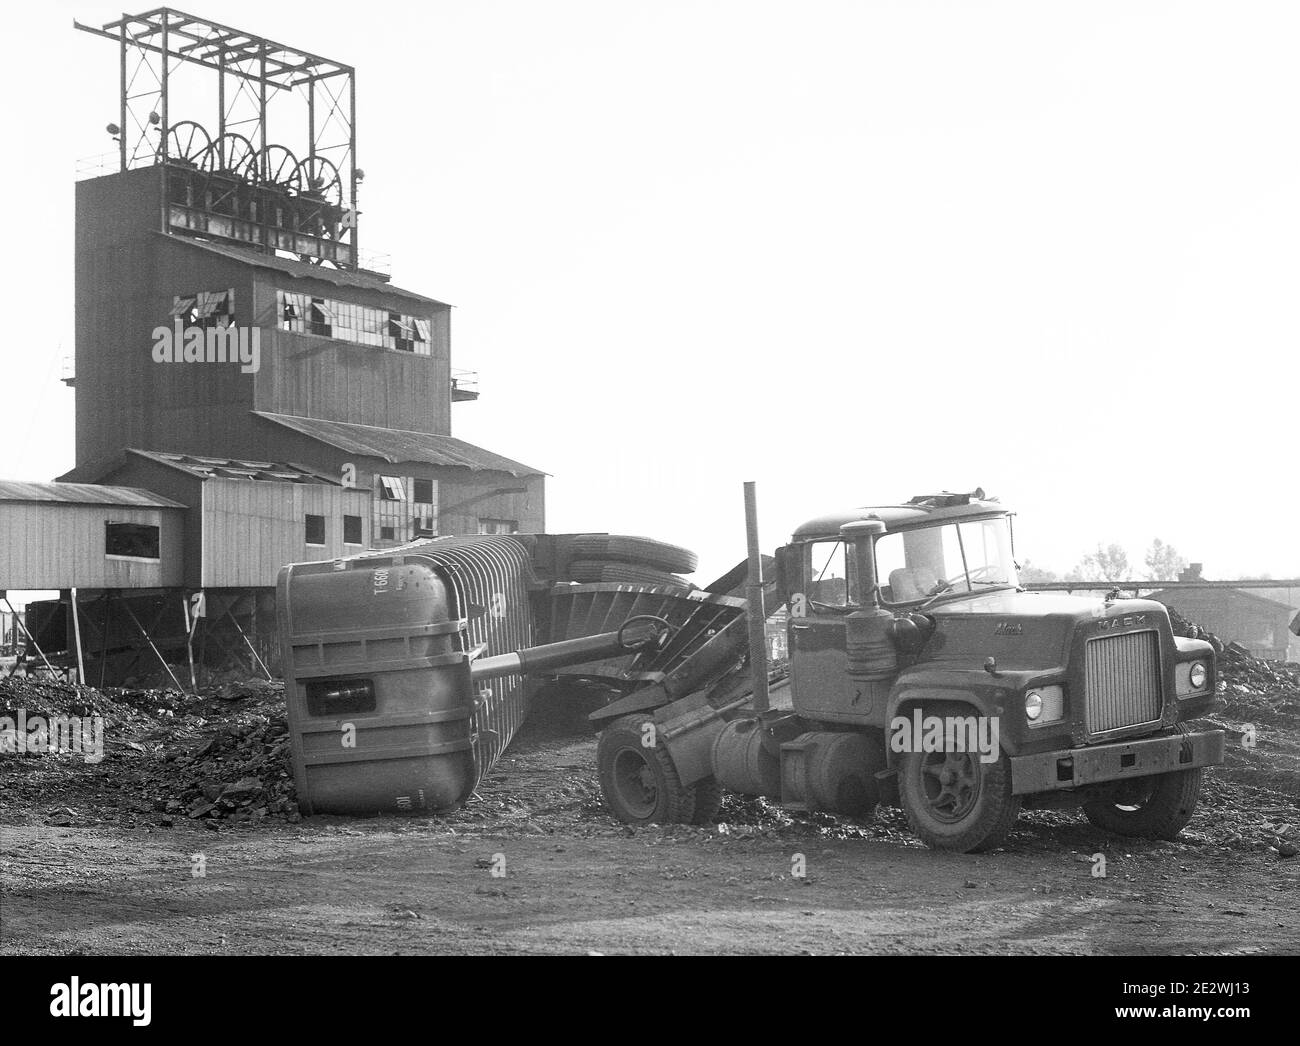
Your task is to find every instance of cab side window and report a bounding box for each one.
[807,540,854,608]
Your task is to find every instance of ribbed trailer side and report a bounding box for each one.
[397,536,537,776]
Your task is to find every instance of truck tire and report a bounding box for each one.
[571,535,699,575]
[1082,767,1203,840]
[597,713,697,825]
[567,560,692,588]
[898,747,1021,853]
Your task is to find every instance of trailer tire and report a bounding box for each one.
[571,535,699,575]
[1082,767,1203,840]
[898,746,1021,853]
[597,714,697,825]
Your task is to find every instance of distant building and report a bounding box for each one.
[1149,565,1298,661]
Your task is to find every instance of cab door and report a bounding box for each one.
[789,539,858,720]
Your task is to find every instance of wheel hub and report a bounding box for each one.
[920,751,980,823]
[612,748,658,819]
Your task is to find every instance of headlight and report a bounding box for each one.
[1189,662,1207,689]
[1024,685,1065,726]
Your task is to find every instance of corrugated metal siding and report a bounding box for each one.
[201,478,372,587]
[254,329,451,436]
[394,536,536,779]
[0,502,183,589]
[75,182,258,470]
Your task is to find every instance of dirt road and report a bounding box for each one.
[3,726,1297,955]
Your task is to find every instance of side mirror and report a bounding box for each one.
[773,544,798,604]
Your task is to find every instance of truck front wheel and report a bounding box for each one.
[1082,767,1203,840]
[899,748,1021,853]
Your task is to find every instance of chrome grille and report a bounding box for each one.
[1084,630,1162,734]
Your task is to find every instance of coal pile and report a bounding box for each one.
[0,674,299,829]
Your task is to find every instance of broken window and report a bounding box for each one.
[105,522,161,559]
[380,525,395,540]
[305,514,326,545]
[412,478,434,504]
[172,288,234,329]
[477,519,519,536]
[279,291,309,332]
[377,476,406,501]
[273,291,435,356]
[343,515,362,545]
[308,297,333,337]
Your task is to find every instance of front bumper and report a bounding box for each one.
[1009,729,1224,796]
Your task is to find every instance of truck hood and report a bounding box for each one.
[920,589,1170,670]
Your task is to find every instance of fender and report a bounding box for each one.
[884,677,1010,770]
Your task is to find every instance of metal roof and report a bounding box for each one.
[164,235,451,308]
[126,449,346,485]
[253,412,547,477]
[1148,586,1298,612]
[0,481,185,510]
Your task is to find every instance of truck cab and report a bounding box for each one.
[774,489,1225,851]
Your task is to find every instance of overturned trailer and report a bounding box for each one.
[277,532,754,815]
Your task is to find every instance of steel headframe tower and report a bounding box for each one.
[75,7,361,270]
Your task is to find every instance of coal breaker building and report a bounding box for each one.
[1,8,544,684]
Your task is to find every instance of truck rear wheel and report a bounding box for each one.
[899,748,1021,853]
[1082,767,1203,840]
[597,713,697,825]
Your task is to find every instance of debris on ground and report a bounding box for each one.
[1,601,1295,854]
[0,675,297,828]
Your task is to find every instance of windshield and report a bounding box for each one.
[874,517,1018,605]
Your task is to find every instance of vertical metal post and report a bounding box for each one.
[183,594,197,691]
[158,16,171,235]
[118,23,128,171]
[348,70,358,263]
[743,482,770,713]
[258,46,268,178]
[69,589,87,685]
[308,80,315,161]
[217,50,226,162]
[159,15,169,160]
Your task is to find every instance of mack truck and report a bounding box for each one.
[593,489,1226,853]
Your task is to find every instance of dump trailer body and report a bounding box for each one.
[278,536,535,815]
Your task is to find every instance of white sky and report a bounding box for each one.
[2,0,1297,590]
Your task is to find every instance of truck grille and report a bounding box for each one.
[1084,630,1161,734]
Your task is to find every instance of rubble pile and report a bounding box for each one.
[0,674,298,829]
